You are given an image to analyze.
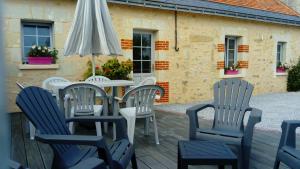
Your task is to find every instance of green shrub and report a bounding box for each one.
[83,58,133,80]
[287,59,300,91]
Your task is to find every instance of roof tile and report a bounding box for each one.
[209,0,299,16]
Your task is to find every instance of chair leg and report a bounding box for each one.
[273,158,280,169]
[29,122,35,140]
[94,111,102,136]
[242,144,250,169]
[69,110,75,134]
[95,122,102,136]
[144,118,150,135]
[131,152,138,169]
[152,114,159,144]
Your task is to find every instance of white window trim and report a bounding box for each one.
[225,36,237,67]
[132,30,154,76]
[21,21,54,64]
[275,42,288,76]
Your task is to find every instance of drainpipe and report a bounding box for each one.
[175,11,180,52]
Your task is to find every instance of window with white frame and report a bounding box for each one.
[225,36,238,68]
[22,22,53,63]
[276,42,286,67]
[132,32,152,74]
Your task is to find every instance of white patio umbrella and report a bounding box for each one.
[64,0,122,77]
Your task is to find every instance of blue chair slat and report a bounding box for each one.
[16,86,137,169]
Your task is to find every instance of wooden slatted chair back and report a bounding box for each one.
[212,79,254,132]
[60,83,108,115]
[16,86,79,156]
[123,85,164,116]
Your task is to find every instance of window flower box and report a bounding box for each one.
[27,45,58,65]
[276,67,286,73]
[28,56,53,65]
[225,70,239,75]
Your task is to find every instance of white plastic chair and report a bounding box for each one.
[59,83,109,136]
[85,76,110,84]
[42,76,70,93]
[114,85,164,144]
[127,77,157,106]
[129,76,156,90]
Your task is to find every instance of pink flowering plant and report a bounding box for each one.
[28,45,58,63]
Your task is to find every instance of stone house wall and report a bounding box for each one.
[4,0,300,112]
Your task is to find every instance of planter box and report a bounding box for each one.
[28,57,53,65]
[225,70,239,75]
[276,67,286,73]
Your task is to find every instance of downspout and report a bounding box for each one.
[175,11,179,52]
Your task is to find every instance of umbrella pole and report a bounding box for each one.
[92,55,96,79]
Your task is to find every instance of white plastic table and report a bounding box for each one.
[48,80,134,99]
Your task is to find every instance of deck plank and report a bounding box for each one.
[10,111,298,169]
[21,114,46,169]
[10,113,27,167]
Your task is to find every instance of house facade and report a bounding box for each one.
[4,0,300,112]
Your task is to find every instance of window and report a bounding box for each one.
[225,37,237,67]
[22,22,53,63]
[132,32,152,74]
[276,42,286,66]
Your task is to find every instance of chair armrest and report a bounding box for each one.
[244,107,262,146]
[35,134,105,146]
[35,134,114,167]
[66,116,128,140]
[186,103,214,139]
[278,120,300,148]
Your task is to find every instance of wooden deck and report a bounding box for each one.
[10,111,292,169]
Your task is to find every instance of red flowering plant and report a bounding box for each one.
[83,58,133,80]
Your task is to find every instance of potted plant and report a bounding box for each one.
[276,62,289,73]
[224,63,239,75]
[83,58,133,80]
[27,45,58,65]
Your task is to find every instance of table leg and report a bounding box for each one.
[232,162,238,169]
[177,145,181,169]
[218,165,225,169]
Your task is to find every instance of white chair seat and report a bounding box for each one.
[72,105,103,116]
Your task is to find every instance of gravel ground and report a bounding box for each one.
[155,92,300,132]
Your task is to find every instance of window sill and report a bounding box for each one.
[275,72,288,76]
[219,69,246,78]
[221,74,246,79]
[19,64,59,70]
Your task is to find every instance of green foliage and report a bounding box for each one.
[83,58,133,80]
[28,45,58,63]
[224,62,240,71]
[287,59,300,91]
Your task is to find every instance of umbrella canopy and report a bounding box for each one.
[64,0,122,76]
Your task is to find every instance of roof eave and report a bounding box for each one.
[107,0,300,27]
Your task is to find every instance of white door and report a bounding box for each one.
[132,31,154,85]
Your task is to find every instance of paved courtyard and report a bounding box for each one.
[156,92,300,132]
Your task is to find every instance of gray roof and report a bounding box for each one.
[108,0,300,26]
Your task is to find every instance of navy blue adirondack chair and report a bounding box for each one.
[16,86,137,169]
[186,79,262,169]
[9,159,105,169]
[274,120,300,169]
